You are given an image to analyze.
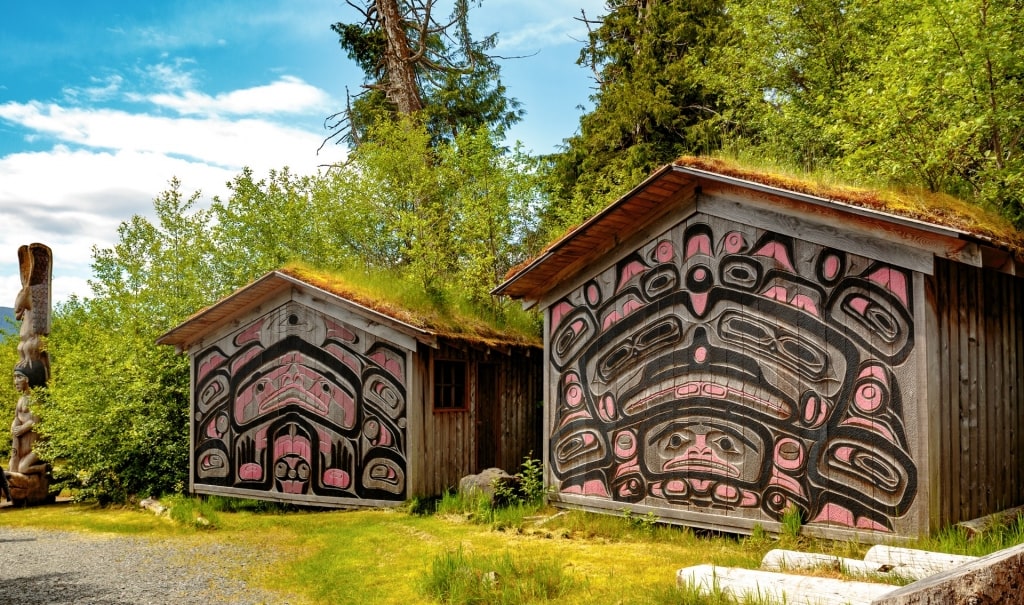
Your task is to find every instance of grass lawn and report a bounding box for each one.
[2,498,1022,605]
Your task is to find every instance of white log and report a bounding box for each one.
[761,549,891,577]
[863,545,977,578]
[677,564,898,605]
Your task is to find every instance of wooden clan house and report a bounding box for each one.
[159,268,541,508]
[494,158,1024,541]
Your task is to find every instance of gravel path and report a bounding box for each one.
[0,525,289,605]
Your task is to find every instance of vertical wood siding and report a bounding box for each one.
[414,343,541,497]
[932,258,1024,525]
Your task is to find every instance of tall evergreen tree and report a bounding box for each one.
[328,0,522,147]
[545,0,734,232]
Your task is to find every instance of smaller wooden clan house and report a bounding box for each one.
[159,268,541,508]
[495,158,1024,541]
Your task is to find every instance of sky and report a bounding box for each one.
[0,0,606,308]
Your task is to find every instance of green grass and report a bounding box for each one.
[4,500,1024,605]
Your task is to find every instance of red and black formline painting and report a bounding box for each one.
[191,301,408,503]
[549,218,918,533]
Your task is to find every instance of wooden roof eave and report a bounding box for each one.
[495,164,1024,305]
[492,165,697,303]
[156,271,438,352]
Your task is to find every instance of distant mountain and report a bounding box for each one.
[1,307,15,330]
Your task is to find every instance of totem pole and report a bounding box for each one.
[6,243,53,505]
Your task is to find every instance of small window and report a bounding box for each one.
[434,360,467,411]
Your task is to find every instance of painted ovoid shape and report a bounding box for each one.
[549,220,918,532]
[193,301,408,501]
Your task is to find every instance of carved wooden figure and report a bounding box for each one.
[6,242,53,505]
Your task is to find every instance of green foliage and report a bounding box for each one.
[331,0,522,146]
[38,180,222,503]
[779,504,803,541]
[164,494,220,529]
[544,0,735,235]
[421,546,578,605]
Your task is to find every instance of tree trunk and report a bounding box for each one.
[377,0,424,114]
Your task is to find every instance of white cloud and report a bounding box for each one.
[0,98,343,172]
[0,70,347,306]
[149,76,332,116]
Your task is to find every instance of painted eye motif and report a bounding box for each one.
[714,436,738,454]
[666,432,690,450]
[275,461,289,478]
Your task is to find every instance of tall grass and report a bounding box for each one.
[421,546,580,605]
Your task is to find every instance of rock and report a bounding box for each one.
[458,468,512,500]
[140,497,169,516]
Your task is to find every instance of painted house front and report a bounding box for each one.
[159,269,542,508]
[495,159,1024,541]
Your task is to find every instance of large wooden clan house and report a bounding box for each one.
[159,268,541,508]
[494,158,1024,541]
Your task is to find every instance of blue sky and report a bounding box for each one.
[0,0,605,307]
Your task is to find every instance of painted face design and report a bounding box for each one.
[552,220,918,532]
[192,302,409,502]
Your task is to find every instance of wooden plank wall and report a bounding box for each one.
[414,342,542,497]
[932,258,1024,526]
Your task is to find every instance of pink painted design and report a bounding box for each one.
[823,254,841,280]
[690,479,713,492]
[586,283,601,306]
[753,241,795,271]
[580,478,610,498]
[840,418,895,441]
[693,267,708,281]
[617,260,648,292]
[279,480,305,494]
[324,343,361,374]
[602,311,622,330]
[860,365,887,381]
[239,463,263,481]
[693,346,708,363]
[740,491,759,507]
[848,296,870,315]
[857,517,891,532]
[803,395,826,426]
[234,322,263,346]
[550,301,575,333]
[255,428,267,450]
[773,438,805,471]
[566,384,584,407]
[686,233,712,259]
[323,468,351,489]
[790,294,820,316]
[769,471,805,496]
[197,352,228,382]
[665,480,688,494]
[598,394,617,422]
[656,240,675,262]
[558,409,593,428]
[206,420,220,438]
[613,460,640,480]
[691,292,709,316]
[317,428,334,454]
[229,346,264,375]
[866,267,909,308]
[274,434,311,461]
[854,382,884,413]
[835,446,854,462]
[716,484,738,500]
[762,285,790,303]
[324,319,358,343]
[613,431,636,458]
[368,350,404,383]
[813,502,855,527]
[723,231,745,254]
[650,482,664,497]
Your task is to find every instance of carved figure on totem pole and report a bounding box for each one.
[5,243,53,505]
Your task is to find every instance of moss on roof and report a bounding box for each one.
[280,263,541,348]
[675,155,1024,254]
